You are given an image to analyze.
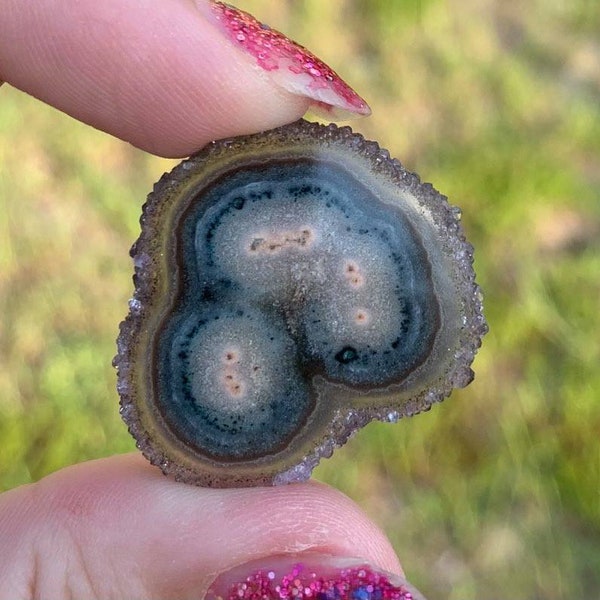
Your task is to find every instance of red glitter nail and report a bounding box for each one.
[206,1,371,119]
[207,557,427,600]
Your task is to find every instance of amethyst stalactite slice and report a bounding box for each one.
[114,120,487,487]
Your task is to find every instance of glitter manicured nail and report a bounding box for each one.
[206,554,427,600]
[201,1,371,119]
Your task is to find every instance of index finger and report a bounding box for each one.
[0,0,369,157]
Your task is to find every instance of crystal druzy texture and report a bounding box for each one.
[115,120,487,487]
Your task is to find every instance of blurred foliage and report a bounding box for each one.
[1,0,599,598]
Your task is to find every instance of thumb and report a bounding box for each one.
[0,454,416,599]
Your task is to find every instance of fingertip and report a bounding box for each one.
[3,455,401,597]
[0,0,316,156]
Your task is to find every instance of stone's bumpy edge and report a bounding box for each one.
[114,119,488,488]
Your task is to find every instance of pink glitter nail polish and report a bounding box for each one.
[207,555,427,600]
[205,1,371,119]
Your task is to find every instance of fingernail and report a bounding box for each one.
[198,1,371,120]
[206,553,427,600]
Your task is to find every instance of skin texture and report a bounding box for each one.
[0,456,401,599]
[0,0,311,157]
[0,0,401,597]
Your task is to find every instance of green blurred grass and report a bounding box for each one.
[1,1,599,598]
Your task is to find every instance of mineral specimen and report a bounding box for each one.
[114,120,487,487]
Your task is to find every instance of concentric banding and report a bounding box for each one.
[115,120,487,487]
[162,305,311,460]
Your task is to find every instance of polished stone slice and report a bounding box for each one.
[114,120,487,487]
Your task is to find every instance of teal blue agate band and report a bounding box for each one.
[115,120,487,487]
[156,160,439,462]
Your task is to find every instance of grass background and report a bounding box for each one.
[1,0,599,598]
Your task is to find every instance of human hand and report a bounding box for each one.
[0,1,423,598]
